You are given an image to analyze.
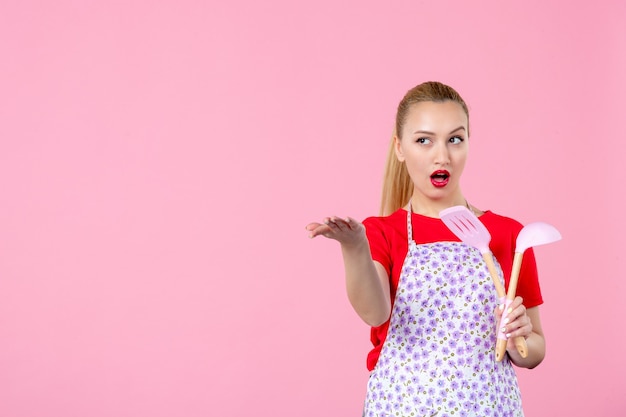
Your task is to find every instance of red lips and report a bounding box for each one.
[430,170,450,187]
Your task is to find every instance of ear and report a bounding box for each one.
[394,135,405,162]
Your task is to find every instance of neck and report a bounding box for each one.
[409,194,468,218]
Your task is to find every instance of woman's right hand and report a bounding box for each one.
[306,216,391,326]
[305,216,367,247]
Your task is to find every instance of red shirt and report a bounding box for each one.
[362,209,543,371]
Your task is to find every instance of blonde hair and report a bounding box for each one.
[379,81,470,216]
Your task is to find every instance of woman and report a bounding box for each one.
[306,81,545,416]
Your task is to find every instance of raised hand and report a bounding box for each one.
[306,216,390,326]
[305,216,367,247]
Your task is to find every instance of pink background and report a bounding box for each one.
[1,1,624,416]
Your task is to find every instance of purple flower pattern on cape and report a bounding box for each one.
[363,241,523,417]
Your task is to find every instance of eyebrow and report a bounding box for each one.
[413,126,466,135]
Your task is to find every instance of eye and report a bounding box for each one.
[449,136,464,144]
[416,137,432,145]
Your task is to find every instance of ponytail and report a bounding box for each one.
[379,132,413,216]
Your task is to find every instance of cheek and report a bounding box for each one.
[452,149,468,164]
[405,154,429,173]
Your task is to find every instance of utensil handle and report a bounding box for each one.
[482,252,506,298]
[514,336,528,358]
[496,252,529,361]
[495,338,508,362]
[506,253,524,300]
[495,297,512,361]
[495,326,529,360]
[496,333,529,360]
[508,252,528,357]
[483,253,528,360]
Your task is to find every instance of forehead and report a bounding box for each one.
[403,101,468,133]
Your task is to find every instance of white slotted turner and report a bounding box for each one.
[439,205,527,360]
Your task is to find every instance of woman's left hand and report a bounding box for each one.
[495,296,533,346]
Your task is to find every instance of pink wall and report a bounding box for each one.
[1,1,624,416]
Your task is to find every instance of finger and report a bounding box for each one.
[509,303,527,322]
[505,322,533,339]
[500,306,525,332]
[502,297,524,320]
[329,216,350,232]
[325,217,340,230]
[345,217,363,232]
[305,222,323,231]
[503,311,533,339]
[511,296,525,310]
[308,224,332,238]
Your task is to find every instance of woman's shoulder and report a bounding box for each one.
[362,209,408,259]
[362,209,408,244]
[363,208,406,229]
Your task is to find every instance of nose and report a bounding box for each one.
[434,142,450,165]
